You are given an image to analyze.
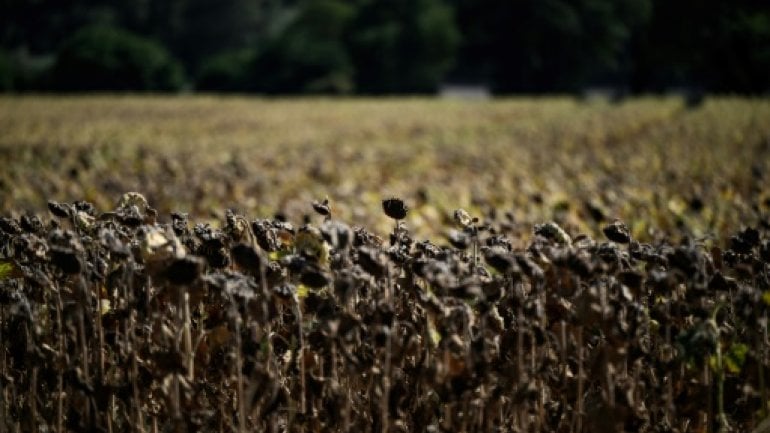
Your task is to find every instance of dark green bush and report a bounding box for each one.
[196,49,256,92]
[53,26,185,92]
[0,49,14,92]
[253,0,355,94]
[348,0,460,94]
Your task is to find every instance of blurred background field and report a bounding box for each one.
[1,96,769,243]
[2,0,770,244]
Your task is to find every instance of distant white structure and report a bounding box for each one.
[439,83,491,100]
[580,86,628,103]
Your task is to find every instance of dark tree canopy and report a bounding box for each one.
[348,0,460,94]
[448,0,651,93]
[0,0,768,94]
[53,26,185,92]
[252,0,355,94]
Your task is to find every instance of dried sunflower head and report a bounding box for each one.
[47,201,71,219]
[534,221,572,246]
[312,197,331,219]
[453,209,474,229]
[295,225,330,265]
[382,198,408,220]
[139,227,184,265]
[602,220,631,244]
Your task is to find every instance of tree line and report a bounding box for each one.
[0,0,768,94]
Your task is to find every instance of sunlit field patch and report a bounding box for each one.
[1,96,768,241]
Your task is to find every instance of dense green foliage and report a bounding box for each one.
[196,49,257,92]
[0,49,13,92]
[631,0,770,93]
[0,0,768,93]
[449,0,651,93]
[253,0,355,94]
[53,26,185,92]
[348,0,460,93]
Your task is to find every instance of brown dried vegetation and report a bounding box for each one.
[1,97,770,433]
[0,191,769,433]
